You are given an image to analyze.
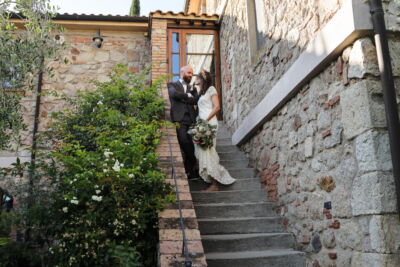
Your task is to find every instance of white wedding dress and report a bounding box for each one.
[195,86,236,185]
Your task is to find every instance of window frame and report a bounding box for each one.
[167,28,222,118]
[246,0,266,63]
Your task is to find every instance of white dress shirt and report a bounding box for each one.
[179,79,188,93]
[179,79,193,97]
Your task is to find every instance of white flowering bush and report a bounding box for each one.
[0,65,173,266]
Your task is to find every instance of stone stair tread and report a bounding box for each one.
[192,189,265,194]
[192,189,267,203]
[201,233,292,240]
[194,201,273,207]
[206,249,304,259]
[205,249,304,260]
[197,216,280,222]
[189,178,262,191]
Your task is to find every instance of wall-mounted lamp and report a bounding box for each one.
[92,29,104,48]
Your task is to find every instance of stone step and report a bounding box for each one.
[218,151,248,161]
[216,138,233,146]
[201,233,295,253]
[216,145,239,153]
[198,217,283,235]
[189,178,262,191]
[194,202,275,218]
[226,168,257,178]
[205,250,305,267]
[192,189,267,204]
[220,159,249,169]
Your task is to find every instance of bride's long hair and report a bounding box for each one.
[197,70,213,96]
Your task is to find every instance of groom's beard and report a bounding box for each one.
[183,76,192,84]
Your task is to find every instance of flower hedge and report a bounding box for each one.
[0,65,173,266]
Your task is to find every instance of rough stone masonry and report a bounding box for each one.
[210,0,400,266]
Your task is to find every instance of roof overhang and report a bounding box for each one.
[149,10,219,35]
[9,13,149,32]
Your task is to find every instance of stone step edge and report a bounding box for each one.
[194,201,274,207]
[191,189,266,194]
[197,216,281,222]
[205,249,305,260]
[201,232,293,240]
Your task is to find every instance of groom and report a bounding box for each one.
[167,65,200,179]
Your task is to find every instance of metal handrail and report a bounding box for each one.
[164,124,192,267]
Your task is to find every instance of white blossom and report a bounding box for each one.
[95,190,101,194]
[103,150,113,158]
[62,207,68,213]
[97,100,103,105]
[70,199,79,205]
[112,160,122,172]
[92,195,103,202]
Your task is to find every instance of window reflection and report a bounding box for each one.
[172,33,179,53]
[172,54,180,74]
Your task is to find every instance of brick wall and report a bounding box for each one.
[151,18,207,267]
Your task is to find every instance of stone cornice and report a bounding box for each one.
[232,0,374,146]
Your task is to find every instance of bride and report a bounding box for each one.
[193,70,236,192]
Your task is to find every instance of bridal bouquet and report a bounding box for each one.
[187,118,217,149]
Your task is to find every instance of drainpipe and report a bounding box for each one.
[369,0,400,217]
[25,57,44,241]
[31,58,44,166]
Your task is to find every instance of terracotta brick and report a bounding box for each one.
[322,130,331,138]
[328,95,340,106]
[329,220,340,229]
[270,164,280,171]
[158,209,196,219]
[159,240,204,254]
[328,253,337,259]
[301,235,310,244]
[159,229,201,241]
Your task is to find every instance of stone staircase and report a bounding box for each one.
[188,124,305,267]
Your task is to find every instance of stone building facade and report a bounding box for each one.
[2,0,400,266]
[186,0,400,266]
[1,15,151,167]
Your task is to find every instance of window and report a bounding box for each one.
[168,30,219,87]
[247,0,266,62]
[167,29,222,118]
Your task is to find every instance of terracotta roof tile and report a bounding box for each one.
[150,10,218,20]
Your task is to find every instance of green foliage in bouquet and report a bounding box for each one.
[187,118,217,149]
[0,65,173,266]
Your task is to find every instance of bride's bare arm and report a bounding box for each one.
[206,94,221,121]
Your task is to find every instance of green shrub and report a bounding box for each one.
[1,65,173,266]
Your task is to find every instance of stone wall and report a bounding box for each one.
[215,0,400,266]
[0,29,150,168]
[219,0,344,128]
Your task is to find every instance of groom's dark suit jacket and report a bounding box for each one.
[167,81,199,123]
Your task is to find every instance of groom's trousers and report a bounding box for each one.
[176,120,197,178]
